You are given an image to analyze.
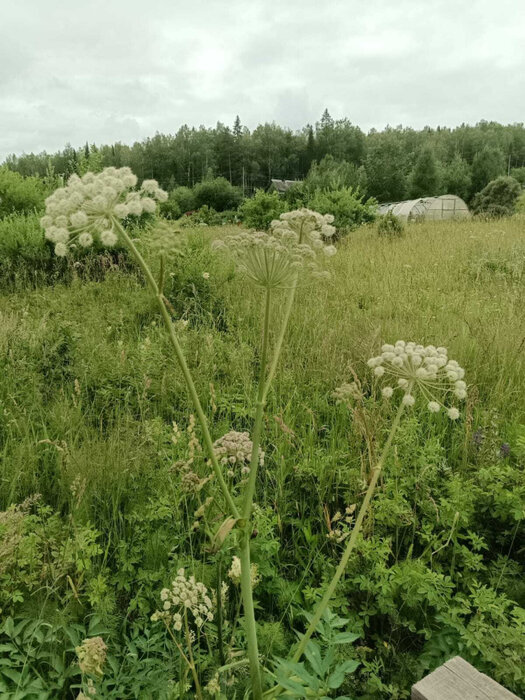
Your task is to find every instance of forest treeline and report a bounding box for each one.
[4,111,525,203]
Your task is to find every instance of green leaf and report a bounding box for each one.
[334,632,360,645]
[304,640,324,677]
[3,617,15,638]
[327,660,359,689]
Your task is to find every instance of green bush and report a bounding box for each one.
[472,176,522,218]
[238,189,286,229]
[377,211,404,237]
[510,167,525,187]
[159,194,181,220]
[178,205,240,228]
[160,186,196,219]
[304,155,367,194]
[283,181,308,208]
[193,177,242,212]
[0,167,47,217]
[307,186,377,233]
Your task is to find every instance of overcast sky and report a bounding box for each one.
[1,0,524,162]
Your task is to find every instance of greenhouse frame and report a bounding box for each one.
[377,195,470,221]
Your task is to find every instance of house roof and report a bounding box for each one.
[270,178,302,193]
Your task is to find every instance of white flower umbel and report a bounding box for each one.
[41,168,167,256]
[228,555,260,588]
[152,569,212,699]
[212,208,336,289]
[151,568,214,631]
[367,341,466,419]
[212,430,264,478]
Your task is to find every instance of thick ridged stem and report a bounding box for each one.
[239,538,263,699]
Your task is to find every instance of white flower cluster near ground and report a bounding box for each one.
[227,555,260,588]
[212,430,264,476]
[151,568,213,631]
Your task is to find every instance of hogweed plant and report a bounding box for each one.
[267,342,467,698]
[42,171,469,698]
[42,173,338,698]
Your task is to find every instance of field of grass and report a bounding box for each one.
[1,216,524,698]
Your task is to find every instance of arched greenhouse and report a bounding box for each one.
[377,195,470,221]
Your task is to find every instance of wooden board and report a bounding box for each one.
[411,656,522,700]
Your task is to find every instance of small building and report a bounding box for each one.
[378,195,470,221]
[269,179,302,194]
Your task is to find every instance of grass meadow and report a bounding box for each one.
[1,216,524,698]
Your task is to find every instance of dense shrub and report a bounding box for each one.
[510,167,525,187]
[238,189,286,229]
[516,191,525,214]
[472,176,522,217]
[377,211,405,237]
[193,177,242,212]
[0,168,47,217]
[159,194,181,220]
[164,232,234,329]
[307,186,377,233]
[160,186,196,219]
[178,205,239,227]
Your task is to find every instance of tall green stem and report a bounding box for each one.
[242,286,272,518]
[239,538,263,699]
[237,287,272,700]
[265,396,408,698]
[238,279,297,698]
[113,220,239,520]
[263,279,297,399]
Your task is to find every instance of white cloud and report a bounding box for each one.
[1,0,524,161]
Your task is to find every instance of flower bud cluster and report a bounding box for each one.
[367,340,467,419]
[151,568,214,631]
[227,555,260,588]
[41,168,167,257]
[75,636,107,677]
[212,430,264,477]
[212,208,336,289]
